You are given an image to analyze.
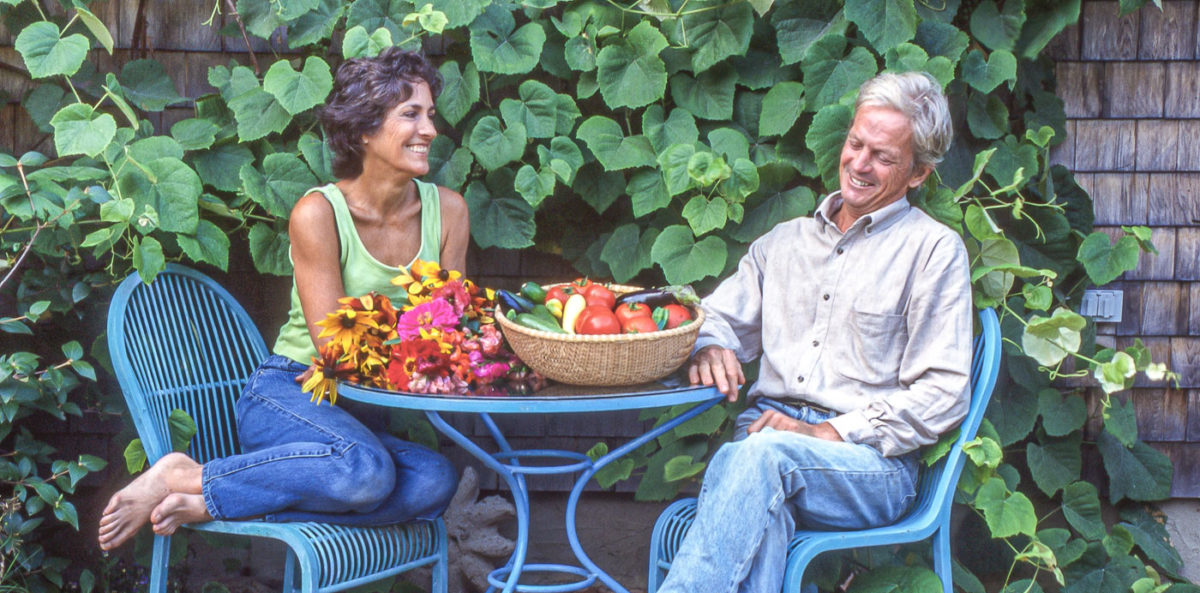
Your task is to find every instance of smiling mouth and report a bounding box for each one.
[847,174,873,188]
[406,145,429,154]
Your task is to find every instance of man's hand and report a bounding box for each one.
[687,345,745,402]
[747,409,843,441]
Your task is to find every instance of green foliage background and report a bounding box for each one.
[0,0,1193,591]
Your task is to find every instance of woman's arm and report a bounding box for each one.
[437,185,470,274]
[289,192,346,350]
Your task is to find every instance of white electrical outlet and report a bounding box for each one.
[1080,290,1123,323]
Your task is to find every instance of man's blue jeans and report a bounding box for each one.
[201,355,458,525]
[658,399,919,593]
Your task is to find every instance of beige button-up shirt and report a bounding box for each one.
[695,193,974,456]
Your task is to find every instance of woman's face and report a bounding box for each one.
[361,81,438,178]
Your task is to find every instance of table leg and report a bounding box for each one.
[564,397,723,593]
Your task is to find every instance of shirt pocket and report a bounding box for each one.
[833,307,907,387]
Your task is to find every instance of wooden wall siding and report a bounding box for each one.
[1173,338,1200,386]
[1082,2,1141,60]
[1191,283,1200,333]
[1076,173,1146,223]
[1072,121,1137,171]
[1056,62,1103,118]
[1177,228,1200,280]
[1147,174,1200,225]
[1134,120,1181,171]
[1126,226,1177,280]
[1139,0,1198,59]
[1156,443,1200,497]
[1189,390,1200,440]
[1165,62,1200,117]
[1107,62,1166,117]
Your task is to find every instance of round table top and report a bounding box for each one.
[336,380,723,414]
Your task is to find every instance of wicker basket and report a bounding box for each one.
[495,285,704,387]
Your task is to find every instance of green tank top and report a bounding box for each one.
[273,180,443,364]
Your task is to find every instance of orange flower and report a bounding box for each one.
[302,347,357,406]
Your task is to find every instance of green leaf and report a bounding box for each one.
[1027,434,1081,497]
[967,90,1010,140]
[194,144,256,192]
[240,153,319,218]
[759,82,806,137]
[687,152,730,187]
[844,0,917,53]
[341,25,393,59]
[576,116,656,171]
[1119,507,1184,580]
[680,0,753,72]
[1103,397,1138,447]
[53,501,79,530]
[627,169,671,218]
[133,236,166,284]
[601,223,657,283]
[1062,481,1106,540]
[1038,389,1087,437]
[263,57,332,115]
[574,167,623,214]
[75,5,114,54]
[961,48,1017,93]
[298,132,335,182]
[731,184,815,242]
[15,21,89,79]
[537,137,584,184]
[595,21,668,109]
[224,67,292,141]
[50,104,116,158]
[708,128,750,164]
[594,458,635,489]
[500,80,558,139]
[643,106,699,154]
[1077,233,1140,286]
[976,477,1037,538]
[721,158,760,200]
[970,0,1026,52]
[23,84,71,133]
[426,136,472,191]
[468,116,526,171]
[1018,0,1080,59]
[465,179,535,249]
[436,61,479,127]
[167,409,198,452]
[470,5,545,75]
[662,455,706,482]
[1062,554,1143,593]
[424,0,487,29]
[1098,431,1172,503]
[681,196,727,237]
[964,436,1003,469]
[1023,284,1053,311]
[178,220,231,271]
[1000,580,1045,593]
[117,158,201,234]
[915,20,970,62]
[288,0,346,48]
[772,0,847,65]
[170,118,220,151]
[1022,308,1087,367]
[651,225,727,285]
[119,59,185,111]
[845,565,942,593]
[248,223,292,276]
[1103,525,1135,558]
[514,164,555,207]
[670,64,737,121]
[237,0,286,38]
[345,0,409,40]
[806,103,852,190]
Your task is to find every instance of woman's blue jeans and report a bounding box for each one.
[657,398,919,593]
[201,355,458,525]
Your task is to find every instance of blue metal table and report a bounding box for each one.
[337,381,723,593]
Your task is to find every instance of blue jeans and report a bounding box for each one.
[201,355,458,525]
[658,399,919,593]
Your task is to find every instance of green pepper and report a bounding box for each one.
[651,306,670,330]
[515,312,567,333]
[506,309,517,321]
[520,281,547,303]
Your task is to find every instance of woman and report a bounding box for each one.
[98,48,468,550]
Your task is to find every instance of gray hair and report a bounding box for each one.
[854,71,953,171]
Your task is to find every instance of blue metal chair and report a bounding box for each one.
[647,307,1002,593]
[107,264,448,593]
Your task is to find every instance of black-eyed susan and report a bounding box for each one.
[303,347,357,405]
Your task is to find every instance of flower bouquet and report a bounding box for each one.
[302,260,545,404]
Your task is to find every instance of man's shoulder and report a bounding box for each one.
[900,206,967,248]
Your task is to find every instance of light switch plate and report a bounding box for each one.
[1080,289,1123,323]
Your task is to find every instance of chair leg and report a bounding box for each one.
[282,547,298,593]
[432,521,449,593]
[933,526,952,593]
[148,535,171,593]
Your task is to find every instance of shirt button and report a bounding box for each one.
[797,375,805,383]
[812,340,819,347]
[836,248,844,255]
[823,294,830,300]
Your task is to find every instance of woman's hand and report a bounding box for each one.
[687,345,745,402]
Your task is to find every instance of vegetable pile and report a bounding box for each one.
[498,278,699,336]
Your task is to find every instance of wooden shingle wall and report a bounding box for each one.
[1049,0,1200,496]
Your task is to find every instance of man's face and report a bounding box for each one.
[838,105,932,221]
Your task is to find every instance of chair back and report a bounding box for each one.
[107,265,269,465]
[906,308,1002,525]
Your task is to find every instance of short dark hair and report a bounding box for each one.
[320,48,443,179]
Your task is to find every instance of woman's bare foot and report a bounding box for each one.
[98,452,203,550]
[151,493,212,536]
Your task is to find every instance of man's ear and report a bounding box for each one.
[907,164,933,189]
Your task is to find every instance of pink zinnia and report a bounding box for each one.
[431,280,472,316]
[396,299,459,339]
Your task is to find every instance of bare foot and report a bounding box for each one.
[151,493,212,536]
[98,453,203,550]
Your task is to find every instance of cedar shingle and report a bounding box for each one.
[1188,390,1200,441]
[1176,120,1200,172]
[1172,337,1200,387]
[0,48,34,104]
[1165,62,1200,118]
[1147,174,1200,225]
[1135,120,1180,171]
[1105,62,1165,118]
[118,0,223,51]
[1082,1,1141,60]
[1049,120,1076,169]
[1139,282,1186,335]
[1081,173,1146,224]
[1139,0,1197,59]
[12,104,51,156]
[1156,443,1200,497]
[0,105,13,152]
[1126,226,1177,281]
[1113,278,1142,335]
[1177,227,1200,280]
[1190,282,1200,334]
[1130,387,1188,441]
[1045,21,1081,61]
[1073,120,1136,172]
[1056,62,1103,118]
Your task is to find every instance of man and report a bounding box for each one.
[659,71,973,593]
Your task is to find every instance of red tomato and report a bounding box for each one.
[570,277,594,292]
[615,302,652,326]
[622,315,659,334]
[582,284,616,310]
[662,304,693,329]
[576,305,621,335]
[544,285,577,306]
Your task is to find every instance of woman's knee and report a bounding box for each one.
[329,442,397,509]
